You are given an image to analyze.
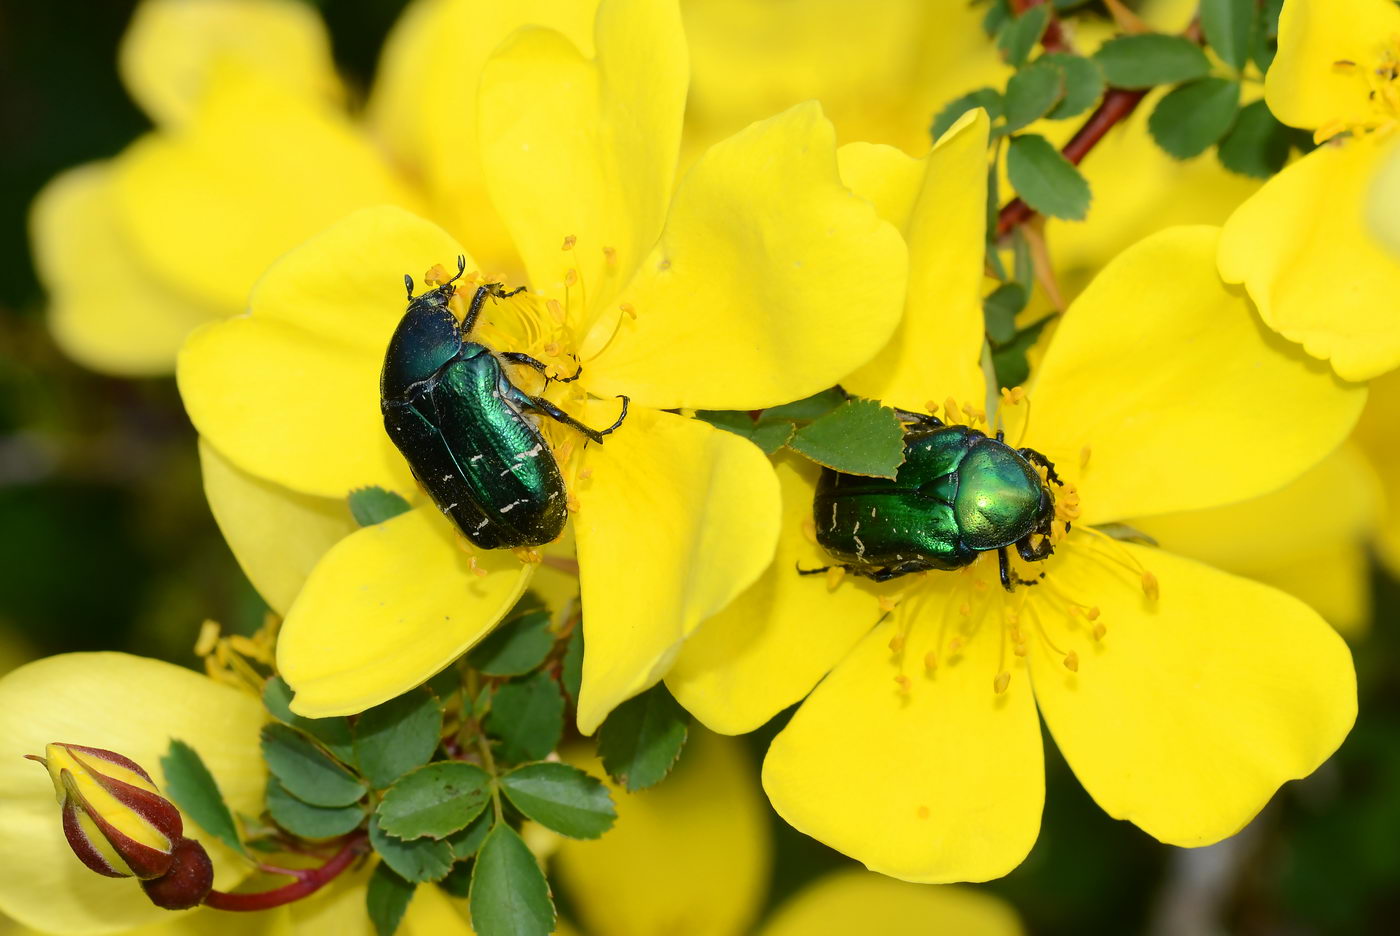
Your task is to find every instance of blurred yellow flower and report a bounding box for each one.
[669,227,1364,882]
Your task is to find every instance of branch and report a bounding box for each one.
[202,835,366,912]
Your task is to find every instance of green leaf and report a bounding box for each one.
[263,676,356,765]
[349,486,411,527]
[1040,53,1105,120]
[369,813,455,883]
[931,87,1004,141]
[1148,77,1241,159]
[467,611,555,677]
[1217,99,1295,177]
[982,0,1011,37]
[447,811,492,860]
[997,5,1049,68]
[469,824,555,936]
[1006,134,1091,221]
[1251,0,1284,73]
[486,672,564,763]
[696,411,795,455]
[1200,0,1255,71]
[367,863,416,936]
[983,282,1028,345]
[354,689,445,789]
[437,861,474,898]
[1093,34,1211,88]
[261,723,367,808]
[787,398,906,479]
[266,778,366,839]
[992,317,1053,390]
[596,684,689,792]
[500,763,616,840]
[759,388,849,425]
[161,739,244,856]
[560,625,583,705]
[1001,61,1065,134]
[376,762,492,840]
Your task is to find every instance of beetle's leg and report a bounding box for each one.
[460,285,493,336]
[1000,546,1043,592]
[1016,533,1055,563]
[518,394,629,444]
[486,283,527,299]
[1018,446,1062,485]
[498,351,583,383]
[892,408,943,427]
[795,562,833,576]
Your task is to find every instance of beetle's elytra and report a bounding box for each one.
[804,411,1064,592]
[380,257,628,549]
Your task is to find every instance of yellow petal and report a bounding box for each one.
[667,456,881,734]
[199,439,356,616]
[112,63,421,313]
[555,732,768,936]
[573,405,780,733]
[120,0,340,128]
[1370,140,1400,257]
[757,869,1024,936]
[1031,545,1356,847]
[1219,134,1400,381]
[178,207,468,498]
[1132,445,1380,635]
[763,608,1044,884]
[0,653,265,934]
[1353,369,1400,577]
[1265,0,1400,130]
[368,0,598,276]
[583,102,907,410]
[32,164,220,376]
[1029,226,1367,524]
[477,0,687,317]
[839,110,989,410]
[279,505,533,717]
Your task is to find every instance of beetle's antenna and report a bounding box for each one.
[447,255,466,286]
[404,274,414,300]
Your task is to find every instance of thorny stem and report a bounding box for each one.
[202,834,366,912]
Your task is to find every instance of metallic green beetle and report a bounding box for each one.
[804,411,1064,591]
[380,257,627,549]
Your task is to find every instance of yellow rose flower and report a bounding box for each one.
[668,226,1364,882]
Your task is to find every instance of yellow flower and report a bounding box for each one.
[1218,0,1400,381]
[1353,369,1400,578]
[668,226,1364,882]
[554,731,1024,936]
[1372,143,1400,254]
[178,0,907,729]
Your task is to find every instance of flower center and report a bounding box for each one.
[1319,35,1400,142]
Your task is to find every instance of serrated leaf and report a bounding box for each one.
[984,282,1028,345]
[349,486,411,526]
[1093,34,1211,88]
[597,684,689,792]
[787,399,906,479]
[367,863,416,936]
[997,5,1049,68]
[500,763,616,840]
[759,388,849,425]
[560,625,583,705]
[354,689,445,789]
[469,824,554,936]
[1200,0,1255,71]
[467,611,555,677]
[263,676,356,765]
[377,762,492,840]
[266,777,366,839]
[161,739,244,856]
[1006,134,1091,221]
[1218,99,1294,178]
[448,811,492,860]
[931,87,1004,141]
[486,672,564,763]
[1251,0,1283,73]
[1040,53,1105,120]
[261,723,367,808]
[369,813,455,883]
[1001,61,1065,134]
[696,411,795,455]
[1148,77,1241,160]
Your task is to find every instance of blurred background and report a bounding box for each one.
[1,2,1397,933]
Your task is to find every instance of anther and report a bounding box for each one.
[948,637,963,653]
[561,235,577,251]
[566,493,581,513]
[801,517,818,544]
[894,674,911,694]
[994,671,1011,694]
[1080,446,1091,468]
[825,566,846,590]
[1000,386,1026,406]
[577,468,593,481]
[564,268,578,287]
[924,651,938,671]
[878,595,899,613]
[917,806,930,819]
[1013,641,1028,658]
[944,397,963,424]
[958,602,971,616]
[424,263,450,285]
[924,400,940,416]
[620,302,637,320]
[602,246,617,267]
[1141,570,1160,601]
[888,634,906,653]
[1063,651,1079,672]
[546,298,566,324]
[1092,622,1107,641]
[194,620,220,657]
[468,556,489,578]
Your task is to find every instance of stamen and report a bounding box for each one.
[944,397,963,425]
[994,670,1011,694]
[602,246,617,268]
[619,302,637,320]
[1092,622,1107,641]
[924,651,938,672]
[468,555,489,578]
[825,566,846,590]
[561,235,577,251]
[894,674,911,695]
[1141,570,1160,601]
[194,620,220,657]
[564,268,578,287]
[1080,446,1091,468]
[801,517,818,545]
[566,493,581,513]
[1063,650,1079,672]
[546,299,566,325]
[424,263,450,286]
[577,467,593,481]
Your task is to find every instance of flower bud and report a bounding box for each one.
[28,743,184,880]
[141,837,214,910]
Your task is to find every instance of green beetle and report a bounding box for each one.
[804,411,1064,591]
[380,257,627,549]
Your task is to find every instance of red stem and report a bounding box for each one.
[202,837,364,912]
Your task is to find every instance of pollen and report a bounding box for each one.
[888,633,906,653]
[1093,622,1107,641]
[602,246,618,267]
[894,674,911,694]
[561,235,577,251]
[1141,570,1160,601]
[924,651,938,671]
[513,547,543,565]
[194,620,220,657]
[878,595,899,613]
[564,268,578,287]
[566,493,581,513]
[825,565,846,590]
[1063,650,1079,672]
[577,467,593,481]
[424,263,451,285]
[993,671,1011,694]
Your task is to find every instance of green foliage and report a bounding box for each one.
[437,861,475,898]
[369,813,455,883]
[1001,60,1065,135]
[161,739,244,856]
[487,672,565,762]
[997,5,1049,68]
[1200,0,1256,71]
[1148,78,1242,159]
[788,398,906,478]
[932,87,1004,140]
[354,689,445,789]
[467,610,555,677]
[448,811,493,860]
[992,318,1053,390]
[500,763,617,840]
[266,778,366,839]
[1006,134,1090,220]
[469,824,555,936]
[263,676,356,765]
[695,410,795,455]
[348,486,411,526]
[984,282,1028,345]
[1093,34,1211,88]
[561,624,584,704]
[377,763,493,840]
[261,723,367,808]
[1040,53,1104,120]
[597,684,690,792]
[1218,100,1297,177]
[367,863,416,936]
[762,388,849,424]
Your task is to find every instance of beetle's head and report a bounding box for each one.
[381,256,470,401]
[403,255,468,310]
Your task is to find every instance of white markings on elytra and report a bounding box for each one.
[854,534,866,559]
[498,499,524,514]
[469,454,485,464]
[829,502,838,533]
[474,518,490,531]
